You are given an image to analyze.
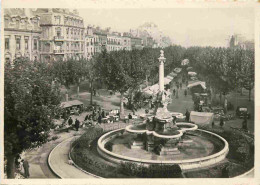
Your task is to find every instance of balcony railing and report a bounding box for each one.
[54,36,64,41]
[53,49,64,54]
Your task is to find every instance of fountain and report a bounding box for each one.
[97,50,229,170]
[125,50,196,155]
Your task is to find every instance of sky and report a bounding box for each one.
[78,8,254,48]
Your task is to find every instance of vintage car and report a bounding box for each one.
[236,107,250,119]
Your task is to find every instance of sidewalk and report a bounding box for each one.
[22,130,84,178]
[48,136,96,178]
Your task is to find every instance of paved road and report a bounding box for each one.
[22,130,84,178]
[48,136,96,178]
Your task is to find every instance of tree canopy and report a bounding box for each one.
[4,57,61,178]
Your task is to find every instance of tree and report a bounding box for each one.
[50,57,87,100]
[4,57,61,178]
[96,49,144,118]
[86,56,99,105]
[241,49,254,101]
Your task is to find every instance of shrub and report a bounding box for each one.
[118,162,183,178]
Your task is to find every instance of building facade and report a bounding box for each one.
[229,35,254,50]
[107,32,123,52]
[85,26,94,60]
[4,8,42,62]
[131,37,143,50]
[35,8,85,62]
[121,35,132,51]
[93,30,107,54]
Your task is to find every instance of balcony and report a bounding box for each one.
[54,36,64,41]
[53,49,64,54]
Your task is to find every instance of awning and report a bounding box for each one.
[190,111,214,125]
[60,100,84,108]
[150,84,160,93]
[181,59,189,66]
[187,81,206,90]
[168,72,177,77]
[164,77,172,85]
[70,100,84,106]
[187,67,193,71]
[174,68,182,73]
[60,102,72,108]
[188,72,197,76]
[166,76,174,80]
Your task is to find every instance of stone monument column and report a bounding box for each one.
[158,50,166,101]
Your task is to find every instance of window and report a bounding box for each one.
[16,20,20,29]
[5,38,9,50]
[55,16,61,24]
[34,39,38,50]
[25,38,29,50]
[16,37,21,50]
[56,27,61,37]
[5,57,10,62]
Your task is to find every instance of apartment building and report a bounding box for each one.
[131,37,143,50]
[4,8,41,62]
[35,8,85,62]
[85,26,94,60]
[93,28,107,54]
[106,32,123,52]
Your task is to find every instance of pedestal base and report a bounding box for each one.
[146,141,155,152]
[159,147,180,155]
[131,140,144,149]
[178,139,193,147]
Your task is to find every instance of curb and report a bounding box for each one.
[231,130,254,178]
[48,136,75,179]
[68,142,103,178]
[48,135,102,179]
[235,168,254,178]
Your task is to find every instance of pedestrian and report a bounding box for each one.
[185,109,190,122]
[212,121,215,128]
[84,114,89,121]
[242,116,248,130]
[184,89,187,97]
[68,117,73,132]
[98,115,102,124]
[22,159,30,178]
[101,110,105,118]
[220,116,224,127]
[128,113,132,119]
[93,88,96,96]
[173,89,176,96]
[198,105,202,112]
[75,119,80,131]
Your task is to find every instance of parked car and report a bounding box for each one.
[236,107,250,119]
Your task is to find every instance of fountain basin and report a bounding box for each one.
[97,128,229,170]
[176,122,198,132]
